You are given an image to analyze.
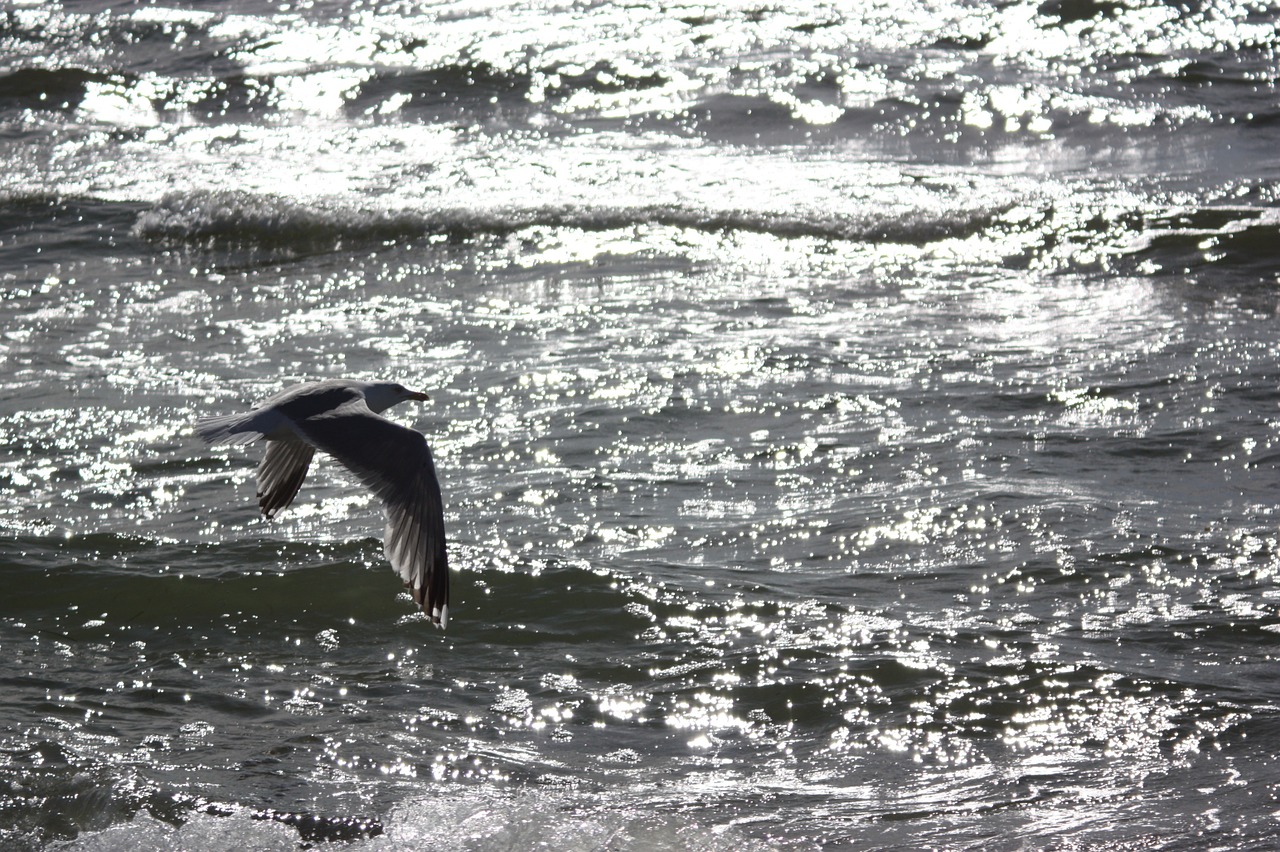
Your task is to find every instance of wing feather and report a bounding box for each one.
[256,438,315,519]
[294,403,449,627]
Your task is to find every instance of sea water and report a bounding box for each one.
[3,1,1280,849]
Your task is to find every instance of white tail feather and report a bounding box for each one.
[195,413,264,446]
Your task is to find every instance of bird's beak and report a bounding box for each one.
[406,389,431,401]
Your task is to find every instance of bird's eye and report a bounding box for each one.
[393,384,406,394]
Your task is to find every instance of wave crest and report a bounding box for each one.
[133,189,1006,249]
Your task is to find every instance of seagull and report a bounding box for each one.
[195,379,449,627]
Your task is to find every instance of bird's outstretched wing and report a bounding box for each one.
[257,437,315,519]
[294,402,449,627]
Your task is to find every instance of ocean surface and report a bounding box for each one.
[3,0,1280,849]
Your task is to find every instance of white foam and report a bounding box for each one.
[53,811,298,852]
[367,788,780,852]
[56,789,778,852]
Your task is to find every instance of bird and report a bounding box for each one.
[195,379,449,627]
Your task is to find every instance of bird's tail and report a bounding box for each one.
[195,412,265,446]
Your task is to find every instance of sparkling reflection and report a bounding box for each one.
[5,0,1280,847]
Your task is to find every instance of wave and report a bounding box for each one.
[0,193,146,239]
[1118,206,1280,278]
[11,766,780,852]
[128,187,1280,282]
[0,67,113,112]
[3,0,1271,147]
[0,748,383,850]
[131,189,1007,251]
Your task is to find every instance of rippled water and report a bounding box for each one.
[3,0,1280,849]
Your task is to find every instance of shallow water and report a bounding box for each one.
[4,1,1280,849]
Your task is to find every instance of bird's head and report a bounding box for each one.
[363,381,431,414]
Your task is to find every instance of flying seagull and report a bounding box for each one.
[195,379,449,627]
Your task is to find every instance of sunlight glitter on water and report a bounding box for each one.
[7,0,1280,846]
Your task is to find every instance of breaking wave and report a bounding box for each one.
[131,189,1010,249]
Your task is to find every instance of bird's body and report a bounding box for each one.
[196,379,449,627]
